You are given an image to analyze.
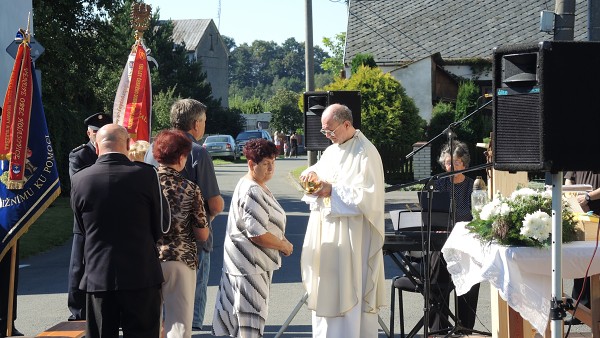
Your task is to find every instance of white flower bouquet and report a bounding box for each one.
[467,188,578,247]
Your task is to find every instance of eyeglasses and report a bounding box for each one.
[320,123,344,137]
[444,159,464,167]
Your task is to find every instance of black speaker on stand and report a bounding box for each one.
[303,91,361,151]
[493,41,600,172]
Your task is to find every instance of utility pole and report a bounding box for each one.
[550,2,574,338]
[554,0,575,40]
[590,0,600,41]
[305,0,318,166]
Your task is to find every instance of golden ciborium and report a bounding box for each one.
[300,180,322,194]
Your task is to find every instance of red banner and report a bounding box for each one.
[122,44,150,141]
[7,45,33,188]
[0,44,25,159]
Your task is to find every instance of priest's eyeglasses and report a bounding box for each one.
[320,123,343,137]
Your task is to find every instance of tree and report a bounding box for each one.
[228,39,330,101]
[427,81,492,172]
[324,65,425,149]
[32,0,224,191]
[221,35,236,52]
[33,0,126,191]
[205,107,245,137]
[351,53,377,75]
[455,80,486,143]
[230,96,264,114]
[321,32,346,76]
[428,101,456,172]
[152,86,180,132]
[267,89,302,134]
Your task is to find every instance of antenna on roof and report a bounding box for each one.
[217,0,221,30]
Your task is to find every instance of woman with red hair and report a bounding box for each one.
[153,129,209,338]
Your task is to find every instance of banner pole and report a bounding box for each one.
[6,243,16,336]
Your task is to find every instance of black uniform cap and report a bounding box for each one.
[84,113,113,131]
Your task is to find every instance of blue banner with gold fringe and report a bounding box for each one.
[0,56,61,261]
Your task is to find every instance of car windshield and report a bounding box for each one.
[206,136,229,143]
[236,132,262,141]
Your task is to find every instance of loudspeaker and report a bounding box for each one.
[303,91,361,151]
[493,41,600,172]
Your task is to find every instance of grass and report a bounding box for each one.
[18,196,73,259]
[291,165,307,183]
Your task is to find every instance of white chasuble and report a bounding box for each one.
[300,130,387,319]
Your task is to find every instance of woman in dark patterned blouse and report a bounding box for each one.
[212,138,293,338]
[153,130,209,338]
[434,140,479,331]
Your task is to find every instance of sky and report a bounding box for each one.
[144,0,348,50]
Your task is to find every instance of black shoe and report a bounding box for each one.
[565,317,583,325]
[10,326,24,336]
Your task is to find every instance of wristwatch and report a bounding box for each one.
[585,193,592,203]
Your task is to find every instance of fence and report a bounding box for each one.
[377,144,414,184]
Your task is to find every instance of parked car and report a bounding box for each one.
[235,130,273,152]
[203,134,240,161]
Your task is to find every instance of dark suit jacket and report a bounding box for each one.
[70,153,164,292]
[69,141,97,235]
[69,141,97,177]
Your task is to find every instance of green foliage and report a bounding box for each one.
[428,102,456,170]
[315,72,335,89]
[427,81,492,173]
[324,65,425,150]
[32,0,225,192]
[205,106,245,137]
[228,38,330,102]
[152,86,180,133]
[455,81,482,141]
[351,53,377,75]
[267,89,302,134]
[321,32,346,75]
[33,0,125,193]
[230,96,264,114]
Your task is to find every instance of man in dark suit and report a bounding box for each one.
[71,124,165,338]
[67,112,112,321]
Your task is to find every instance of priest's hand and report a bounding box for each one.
[300,171,319,183]
[314,181,332,197]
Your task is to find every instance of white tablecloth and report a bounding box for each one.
[441,222,600,334]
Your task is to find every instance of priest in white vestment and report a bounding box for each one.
[300,103,387,338]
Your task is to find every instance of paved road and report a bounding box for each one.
[14,155,502,337]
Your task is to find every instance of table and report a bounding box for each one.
[441,222,600,335]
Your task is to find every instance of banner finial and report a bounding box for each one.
[131,2,152,42]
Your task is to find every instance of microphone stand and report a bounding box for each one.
[397,98,492,337]
[422,175,436,338]
[404,100,491,161]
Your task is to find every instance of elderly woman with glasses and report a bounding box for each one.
[433,139,479,331]
[435,140,474,223]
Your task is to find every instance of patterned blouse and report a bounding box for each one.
[157,165,208,270]
[434,175,474,223]
[222,177,286,276]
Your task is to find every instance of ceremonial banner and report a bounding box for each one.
[113,43,152,142]
[0,42,61,261]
